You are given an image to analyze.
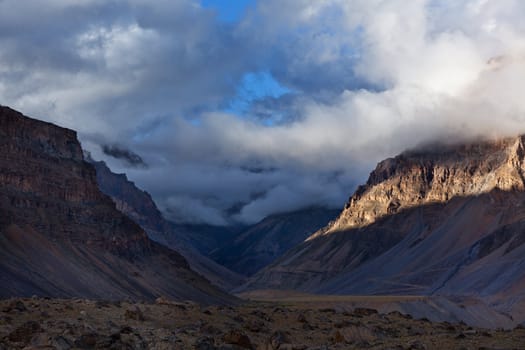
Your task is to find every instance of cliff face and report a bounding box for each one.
[0,106,233,303]
[0,106,154,258]
[313,136,525,239]
[90,160,245,291]
[242,136,525,322]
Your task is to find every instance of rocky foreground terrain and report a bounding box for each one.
[1,297,525,350]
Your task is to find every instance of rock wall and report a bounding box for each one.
[0,106,232,303]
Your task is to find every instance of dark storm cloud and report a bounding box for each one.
[2,0,525,225]
[102,144,147,168]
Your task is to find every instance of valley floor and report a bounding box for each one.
[1,296,524,350]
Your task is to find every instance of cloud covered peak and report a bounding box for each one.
[1,0,525,224]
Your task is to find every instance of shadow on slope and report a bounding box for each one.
[210,208,339,276]
[241,189,525,323]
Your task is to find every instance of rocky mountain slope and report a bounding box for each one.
[210,208,338,276]
[242,135,525,322]
[0,106,233,303]
[89,159,244,290]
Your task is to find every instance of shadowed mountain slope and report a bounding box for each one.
[0,105,234,303]
[210,208,339,276]
[89,159,244,290]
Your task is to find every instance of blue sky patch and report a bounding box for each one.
[227,70,291,117]
[201,0,255,23]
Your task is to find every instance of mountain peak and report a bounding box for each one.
[310,135,525,239]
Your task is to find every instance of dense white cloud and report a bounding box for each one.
[1,0,525,224]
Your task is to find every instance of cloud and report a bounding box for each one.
[102,144,147,168]
[2,0,525,224]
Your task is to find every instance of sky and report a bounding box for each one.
[1,0,525,225]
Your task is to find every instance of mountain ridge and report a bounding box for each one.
[0,105,233,303]
[310,135,525,240]
[241,134,525,323]
[210,207,339,276]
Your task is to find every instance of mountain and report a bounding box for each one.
[89,159,244,290]
[0,106,233,303]
[242,135,525,321]
[210,208,339,276]
[170,222,245,257]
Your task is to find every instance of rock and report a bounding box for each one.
[118,330,147,350]
[194,336,217,350]
[175,303,188,311]
[232,315,244,323]
[337,326,376,345]
[407,326,425,336]
[74,333,100,348]
[250,310,270,321]
[515,323,525,330]
[353,308,378,317]
[8,321,41,343]
[30,333,52,347]
[125,306,145,321]
[297,313,307,323]
[408,340,427,350]
[332,330,345,344]
[302,322,314,331]
[222,330,253,349]
[265,331,290,350]
[51,335,73,350]
[155,296,173,306]
[200,323,222,335]
[3,299,27,313]
[319,308,335,313]
[119,326,134,334]
[243,319,267,333]
[95,300,112,309]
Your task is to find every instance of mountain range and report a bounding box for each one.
[3,105,525,328]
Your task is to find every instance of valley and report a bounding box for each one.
[2,1,525,348]
[3,105,525,349]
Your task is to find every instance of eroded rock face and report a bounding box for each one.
[0,105,232,303]
[312,136,525,238]
[0,106,152,258]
